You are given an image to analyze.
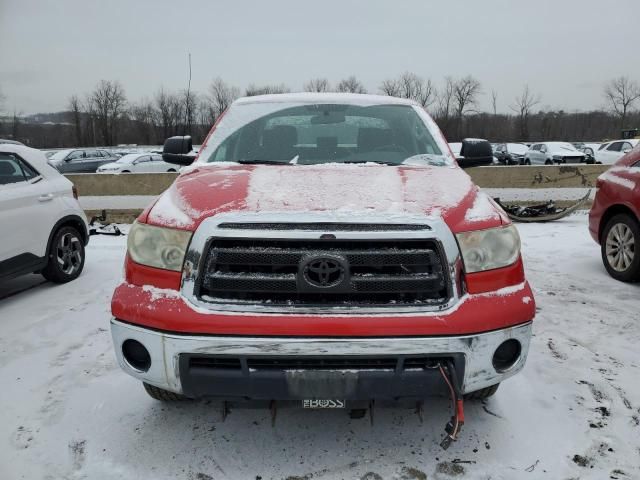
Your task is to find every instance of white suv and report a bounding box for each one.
[524,142,586,165]
[0,145,88,283]
[595,139,639,165]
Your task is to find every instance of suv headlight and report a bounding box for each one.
[127,221,192,271]
[456,225,521,273]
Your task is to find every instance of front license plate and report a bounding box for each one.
[302,399,346,409]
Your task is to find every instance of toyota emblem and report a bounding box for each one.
[301,255,347,288]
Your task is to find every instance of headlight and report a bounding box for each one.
[127,221,192,271]
[456,225,521,273]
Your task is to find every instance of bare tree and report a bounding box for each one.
[245,83,290,96]
[197,98,215,137]
[604,76,640,129]
[379,72,435,107]
[83,94,97,146]
[379,78,401,97]
[181,88,198,134]
[450,76,482,138]
[453,75,482,118]
[91,80,127,145]
[208,77,240,120]
[154,88,183,139]
[67,95,83,145]
[304,78,331,92]
[129,98,156,144]
[436,77,455,124]
[336,76,367,94]
[491,90,498,116]
[510,85,540,141]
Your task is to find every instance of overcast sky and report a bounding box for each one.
[1,0,638,115]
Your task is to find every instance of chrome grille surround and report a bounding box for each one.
[180,212,463,315]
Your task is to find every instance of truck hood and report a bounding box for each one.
[145,164,505,233]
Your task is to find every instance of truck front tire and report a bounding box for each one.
[464,383,500,400]
[143,382,189,401]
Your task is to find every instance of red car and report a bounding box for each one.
[110,94,535,446]
[589,145,640,282]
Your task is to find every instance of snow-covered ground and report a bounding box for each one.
[1,214,638,480]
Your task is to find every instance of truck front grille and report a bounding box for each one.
[197,236,450,307]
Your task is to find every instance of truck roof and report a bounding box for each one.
[234,92,419,107]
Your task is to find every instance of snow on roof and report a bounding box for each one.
[234,92,419,107]
[117,153,149,164]
[48,149,74,161]
[0,143,61,176]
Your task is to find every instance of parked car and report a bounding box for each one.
[47,148,120,173]
[97,153,179,174]
[595,139,639,165]
[574,142,601,163]
[589,145,640,282]
[493,143,529,165]
[0,144,88,283]
[524,142,586,165]
[110,92,535,444]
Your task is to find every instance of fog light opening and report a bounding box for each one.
[492,339,521,373]
[122,339,151,372]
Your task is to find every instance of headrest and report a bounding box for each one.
[263,125,298,149]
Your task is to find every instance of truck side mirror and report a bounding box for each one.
[162,136,195,166]
[456,139,494,169]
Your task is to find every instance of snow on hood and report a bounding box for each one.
[145,164,504,232]
[545,143,583,155]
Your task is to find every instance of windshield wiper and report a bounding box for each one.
[341,159,397,165]
[237,159,294,165]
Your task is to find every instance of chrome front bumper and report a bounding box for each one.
[111,319,532,396]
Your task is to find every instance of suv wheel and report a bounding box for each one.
[601,214,640,282]
[42,226,85,283]
[544,159,553,165]
[143,382,189,401]
[464,383,500,400]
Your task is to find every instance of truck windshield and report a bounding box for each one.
[199,102,446,166]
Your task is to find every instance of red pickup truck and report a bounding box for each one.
[111,94,535,446]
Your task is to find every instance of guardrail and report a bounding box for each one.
[67,164,608,223]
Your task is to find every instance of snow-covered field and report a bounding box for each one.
[0,214,638,480]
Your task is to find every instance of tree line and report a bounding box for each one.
[1,74,639,148]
